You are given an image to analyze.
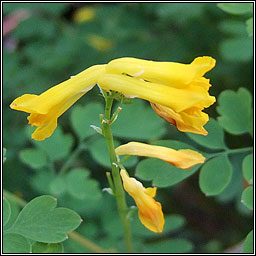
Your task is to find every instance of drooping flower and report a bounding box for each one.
[120,169,164,233]
[97,56,216,135]
[116,142,205,169]
[10,65,105,141]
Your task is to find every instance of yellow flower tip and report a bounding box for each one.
[73,6,95,23]
[176,149,205,169]
[116,142,204,170]
[10,94,42,114]
[151,103,211,136]
[11,65,105,141]
[120,170,165,233]
[191,56,216,77]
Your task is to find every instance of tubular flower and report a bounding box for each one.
[98,56,216,135]
[10,65,105,141]
[116,142,205,169]
[120,169,164,233]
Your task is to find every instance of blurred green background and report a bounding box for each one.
[3,2,253,253]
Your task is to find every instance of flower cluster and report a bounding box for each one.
[10,56,216,233]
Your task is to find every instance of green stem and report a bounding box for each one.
[101,93,133,253]
[207,146,253,160]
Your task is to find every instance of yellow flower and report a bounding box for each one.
[10,65,105,141]
[73,6,95,23]
[98,56,216,135]
[116,142,205,169]
[120,169,164,233]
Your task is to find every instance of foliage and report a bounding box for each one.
[3,2,253,253]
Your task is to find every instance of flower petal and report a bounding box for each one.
[120,170,164,233]
[10,65,105,140]
[98,74,210,112]
[106,56,215,88]
[116,142,205,169]
[151,103,210,135]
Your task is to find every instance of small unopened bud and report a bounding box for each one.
[90,125,103,135]
[102,187,114,195]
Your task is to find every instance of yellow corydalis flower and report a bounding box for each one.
[120,169,164,233]
[116,142,205,169]
[10,65,105,141]
[98,56,216,135]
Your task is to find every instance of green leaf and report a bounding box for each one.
[49,176,67,196]
[241,186,253,210]
[32,242,64,253]
[19,149,47,169]
[187,118,226,149]
[217,154,244,202]
[3,197,11,226]
[112,99,166,140]
[29,170,55,194]
[220,37,253,62]
[70,103,104,140]
[217,3,253,15]
[3,233,31,253]
[199,155,232,196]
[243,154,253,184]
[9,195,82,243]
[242,230,253,253]
[66,168,102,200]
[143,238,194,253]
[246,17,253,37]
[135,140,202,187]
[89,136,138,168]
[89,137,120,168]
[217,88,253,135]
[29,126,74,161]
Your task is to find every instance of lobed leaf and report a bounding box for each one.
[9,195,82,243]
[217,88,252,135]
[70,102,104,140]
[66,168,102,200]
[19,148,47,169]
[29,126,74,162]
[112,100,166,140]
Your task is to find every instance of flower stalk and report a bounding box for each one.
[101,92,133,253]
